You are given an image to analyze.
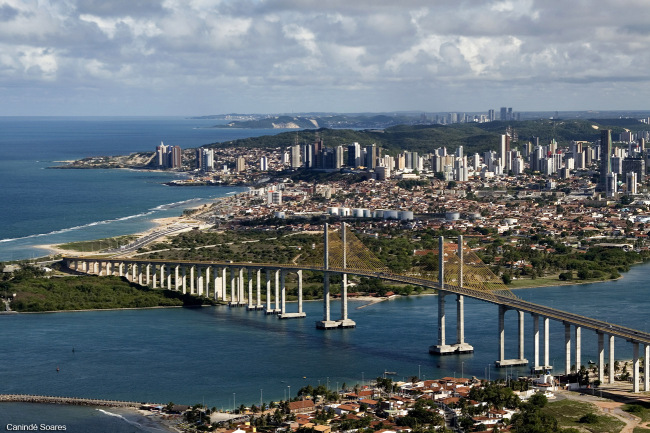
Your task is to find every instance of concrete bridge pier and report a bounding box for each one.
[229,267,236,306]
[203,266,209,296]
[221,268,227,301]
[175,266,181,292]
[246,269,254,310]
[643,344,650,392]
[264,269,273,314]
[317,223,339,329]
[280,270,307,320]
[166,265,172,291]
[337,223,355,328]
[575,326,582,370]
[430,291,456,354]
[609,334,615,384]
[145,264,151,285]
[274,269,280,312]
[238,268,246,306]
[598,332,605,384]
[159,264,165,289]
[152,265,158,288]
[254,269,264,310]
[633,343,640,393]
[564,323,572,374]
[264,270,281,314]
[181,266,187,294]
[544,317,550,369]
[495,306,528,368]
[453,236,472,353]
[196,267,203,296]
[188,266,195,294]
[430,237,456,354]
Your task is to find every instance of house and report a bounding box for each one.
[288,400,315,414]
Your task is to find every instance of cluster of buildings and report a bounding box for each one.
[203,375,558,433]
[155,142,182,169]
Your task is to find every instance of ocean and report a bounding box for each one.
[0,116,290,261]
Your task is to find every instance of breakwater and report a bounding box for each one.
[0,394,159,408]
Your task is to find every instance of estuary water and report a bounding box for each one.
[0,116,289,261]
[1,262,649,431]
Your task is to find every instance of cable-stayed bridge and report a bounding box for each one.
[63,223,650,393]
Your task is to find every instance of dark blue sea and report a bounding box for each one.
[0,116,290,261]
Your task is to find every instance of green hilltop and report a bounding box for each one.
[205,118,648,154]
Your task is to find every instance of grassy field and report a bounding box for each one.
[542,400,625,433]
[57,235,137,252]
[624,403,650,422]
[507,274,611,290]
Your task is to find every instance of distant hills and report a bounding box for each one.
[209,114,420,130]
[205,118,650,154]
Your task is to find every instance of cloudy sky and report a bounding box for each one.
[2,0,649,116]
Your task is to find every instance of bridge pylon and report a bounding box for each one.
[429,235,474,355]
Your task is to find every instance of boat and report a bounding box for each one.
[384,371,397,375]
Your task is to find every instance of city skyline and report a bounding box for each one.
[2,1,650,116]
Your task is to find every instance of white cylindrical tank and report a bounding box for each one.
[327,207,339,216]
[362,209,372,218]
[374,209,385,219]
[445,211,460,221]
[399,211,414,220]
[384,210,399,219]
[353,208,365,218]
[274,211,286,219]
[340,207,351,217]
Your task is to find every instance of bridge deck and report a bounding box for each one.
[63,256,650,345]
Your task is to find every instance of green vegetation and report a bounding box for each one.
[57,235,137,252]
[540,400,625,433]
[137,228,319,264]
[3,267,212,312]
[624,403,650,422]
[205,119,649,155]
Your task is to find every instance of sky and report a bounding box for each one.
[2,0,650,116]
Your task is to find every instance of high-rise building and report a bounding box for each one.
[500,107,507,121]
[156,142,168,167]
[236,156,246,173]
[626,172,638,195]
[622,156,645,180]
[260,156,268,171]
[599,129,612,191]
[170,146,182,168]
[365,144,378,169]
[200,149,214,172]
[291,145,301,168]
[606,172,617,198]
[312,138,324,168]
[336,145,344,169]
[347,142,361,167]
[488,109,495,121]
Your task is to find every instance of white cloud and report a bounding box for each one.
[1,0,650,114]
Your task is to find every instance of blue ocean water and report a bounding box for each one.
[0,117,290,261]
[1,262,649,431]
